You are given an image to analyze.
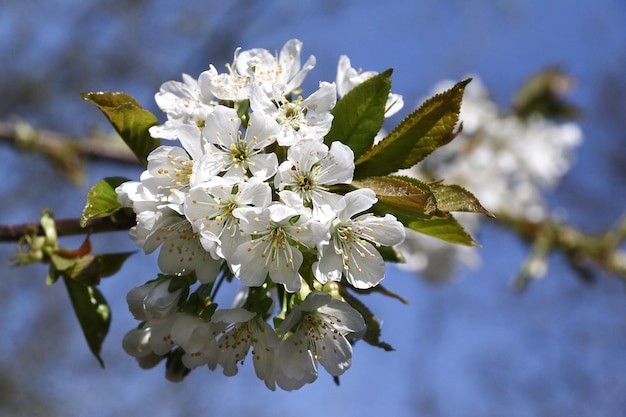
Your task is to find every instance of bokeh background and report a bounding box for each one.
[1,0,626,416]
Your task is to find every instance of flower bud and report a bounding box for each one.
[143,279,183,320]
[122,326,152,358]
[126,283,154,320]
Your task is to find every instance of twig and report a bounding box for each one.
[0,120,141,166]
[0,216,136,243]
[497,213,626,280]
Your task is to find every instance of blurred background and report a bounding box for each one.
[1,0,626,416]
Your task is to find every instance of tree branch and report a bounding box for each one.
[497,213,626,281]
[0,120,142,180]
[0,216,136,243]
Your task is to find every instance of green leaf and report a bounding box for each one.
[407,216,478,246]
[96,252,136,277]
[430,183,494,217]
[324,69,392,158]
[63,277,111,368]
[81,176,129,227]
[82,91,160,165]
[64,252,136,286]
[49,252,78,272]
[350,175,477,245]
[46,264,61,286]
[355,78,470,178]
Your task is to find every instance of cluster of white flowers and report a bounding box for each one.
[117,39,406,390]
[397,76,583,279]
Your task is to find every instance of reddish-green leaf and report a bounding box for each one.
[430,183,494,217]
[352,176,439,216]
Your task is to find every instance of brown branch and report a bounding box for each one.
[0,120,141,166]
[0,216,136,243]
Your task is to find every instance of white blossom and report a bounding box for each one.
[195,105,280,181]
[240,38,316,96]
[229,204,319,292]
[149,69,217,140]
[275,139,354,221]
[314,189,406,289]
[126,277,183,321]
[278,291,365,384]
[170,314,225,370]
[140,145,195,205]
[211,308,279,379]
[142,213,222,284]
[207,39,315,101]
[184,176,272,259]
[250,81,336,146]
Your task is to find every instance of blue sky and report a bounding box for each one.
[1,1,626,416]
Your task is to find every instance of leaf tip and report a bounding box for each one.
[96,354,105,369]
[460,77,472,88]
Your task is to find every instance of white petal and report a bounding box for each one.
[175,123,205,160]
[344,240,386,289]
[279,333,318,381]
[122,327,152,358]
[316,141,355,185]
[313,244,343,284]
[317,332,353,377]
[355,213,406,246]
[126,283,152,320]
[149,315,180,355]
[338,188,377,220]
[246,111,280,149]
[194,145,228,180]
[336,55,359,97]
[247,152,278,181]
[302,81,337,113]
[203,106,240,146]
[385,92,404,117]
[211,308,256,324]
[299,291,332,312]
[320,299,366,334]
[249,81,277,116]
[230,242,270,288]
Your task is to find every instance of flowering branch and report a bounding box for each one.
[6,38,615,393]
[70,38,494,389]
